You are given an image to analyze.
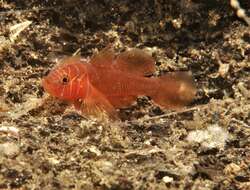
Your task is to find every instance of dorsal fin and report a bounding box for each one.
[114,49,156,76]
[59,55,83,66]
[90,46,115,68]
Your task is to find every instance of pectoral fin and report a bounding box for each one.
[114,49,155,76]
[74,84,118,119]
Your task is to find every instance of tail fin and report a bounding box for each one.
[151,72,196,109]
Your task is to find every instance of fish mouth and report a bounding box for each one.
[42,77,62,98]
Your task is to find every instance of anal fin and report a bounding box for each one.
[107,95,137,108]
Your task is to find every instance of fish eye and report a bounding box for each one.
[62,75,69,84]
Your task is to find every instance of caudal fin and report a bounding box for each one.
[151,72,196,109]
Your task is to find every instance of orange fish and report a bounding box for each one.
[42,48,196,119]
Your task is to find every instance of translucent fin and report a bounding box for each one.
[74,84,118,119]
[59,55,82,65]
[151,72,196,109]
[90,47,115,68]
[107,95,137,108]
[114,49,155,76]
[73,100,82,110]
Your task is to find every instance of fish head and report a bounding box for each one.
[42,59,88,101]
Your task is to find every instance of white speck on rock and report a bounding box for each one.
[88,146,102,156]
[186,124,230,149]
[162,176,174,183]
[0,142,19,156]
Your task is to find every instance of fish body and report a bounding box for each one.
[88,65,154,103]
[42,48,196,119]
